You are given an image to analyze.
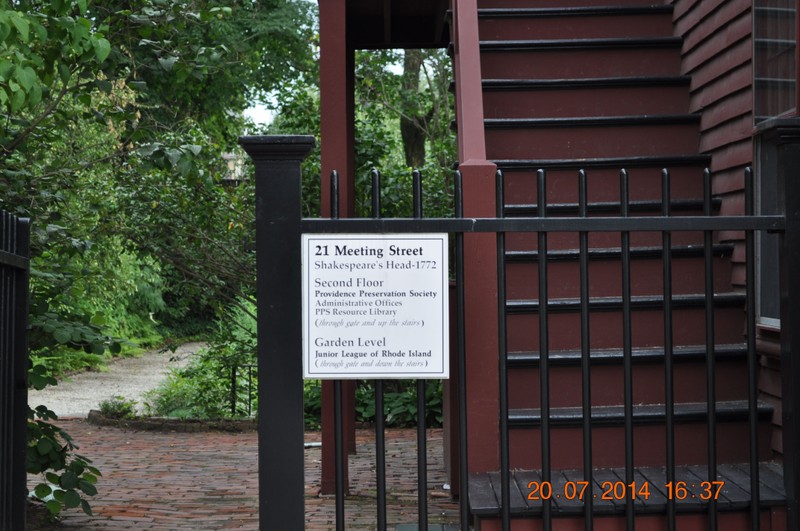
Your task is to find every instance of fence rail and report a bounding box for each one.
[0,209,31,531]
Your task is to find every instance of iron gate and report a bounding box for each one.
[0,209,30,531]
[241,135,796,531]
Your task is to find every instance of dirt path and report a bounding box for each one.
[27,342,205,417]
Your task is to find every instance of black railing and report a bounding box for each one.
[226,363,257,417]
[242,135,795,531]
[0,209,30,531]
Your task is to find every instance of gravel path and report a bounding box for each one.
[27,342,205,418]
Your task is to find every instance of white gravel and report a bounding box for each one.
[27,342,205,418]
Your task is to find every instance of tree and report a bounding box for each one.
[0,0,316,518]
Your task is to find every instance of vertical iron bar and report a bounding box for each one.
[620,169,634,531]
[331,170,346,531]
[248,367,253,418]
[662,169,676,531]
[231,366,238,416]
[240,135,315,531]
[372,168,388,531]
[455,171,470,531]
[1,212,8,531]
[413,169,428,531]
[16,215,28,531]
[703,168,718,531]
[578,170,593,529]
[497,170,510,531]
[744,167,760,531]
[537,169,552,531]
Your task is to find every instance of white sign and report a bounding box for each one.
[302,234,449,379]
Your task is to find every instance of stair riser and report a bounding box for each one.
[507,307,747,352]
[508,361,748,409]
[501,166,705,204]
[506,232,708,254]
[508,422,773,470]
[484,85,690,119]
[506,256,734,300]
[477,0,665,8]
[474,509,782,531]
[480,48,682,79]
[486,123,700,160]
[479,13,675,41]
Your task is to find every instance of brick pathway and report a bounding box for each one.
[27,419,460,530]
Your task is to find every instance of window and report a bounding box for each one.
[753,0,796,123]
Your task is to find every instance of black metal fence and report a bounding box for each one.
[0,209,31,531]
[241,135,797,531]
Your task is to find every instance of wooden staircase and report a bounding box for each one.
[461,1,786,529]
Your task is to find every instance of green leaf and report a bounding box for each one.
[78,480,97,496]
[58,64,71,84]
[90,312,106,326]
[158,56,178,71]
[93,38,111,63]
[0,22,10,43]
[53,328,72,344]
[80,499,93,516]
[36,438,53,455]
[46,499,62,516]
[34,483,52,499]
[10,88,25,112]
[14,66,36,91]
[77,0,88,14]
[10,15,30,42]
[60,470,78,489]
[0,61,13,80]
[64,489,81,509]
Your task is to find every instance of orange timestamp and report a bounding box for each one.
[526,480,725,502]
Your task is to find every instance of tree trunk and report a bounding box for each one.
[400,49,427,169]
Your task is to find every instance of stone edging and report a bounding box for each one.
[86,410,257,432]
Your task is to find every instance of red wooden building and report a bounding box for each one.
[312,0,800,529]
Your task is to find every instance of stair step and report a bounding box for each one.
[478,6,674,40]
[507,304,747,351]
[477,0,668,7]
[503,198,718,217]
[508,355,749,409]
[494,155,711,171]
[507,343,746,367]
[508,400,772,428]
[483,77,692,118]
[485,116,700,160]
[506,292,745,314]
[486,114,700,128]
[469,462,785,517]
[498,163,711,205]
[480,37,683,79]
[505,244,734,263]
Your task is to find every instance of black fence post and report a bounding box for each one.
[756,118,800,530]
[0,209,30,531]
[239,135,315,531]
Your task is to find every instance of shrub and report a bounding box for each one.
[98,396,138,419]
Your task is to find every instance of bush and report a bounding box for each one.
[98,396,138,420]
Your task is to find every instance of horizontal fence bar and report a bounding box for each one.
[0,249,29,270]
[302,215,784,234]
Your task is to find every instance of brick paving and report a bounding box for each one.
[27,419,460,530]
